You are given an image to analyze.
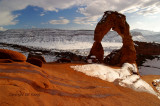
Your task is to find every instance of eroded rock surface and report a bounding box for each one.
[88,11,136,66]
[0,62,159,105]
[0,49,26,62]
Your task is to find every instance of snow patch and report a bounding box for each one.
[71,63,159,99]
[107,11,111,14]
[152,79,160,99]
[87,59,92,64]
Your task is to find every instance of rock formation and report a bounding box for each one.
[88,11,136,66]
[27,51,46,63]
[27,51,46,67]
[0,49,26,62]
[56,58,71,63]
[26,57,43,67]
[0,62,160,105]
[134,41,160,55]
[88,42,104,63]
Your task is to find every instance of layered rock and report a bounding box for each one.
[27,51,46,67]
[88,42,104,63]
[88,11,136,66]
[26,58,43,67]
[0,49,26,62]
[0,62,159,105]
[27,51,46,63]
[134,41,160,55]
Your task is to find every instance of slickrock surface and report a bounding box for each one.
[0,62,159,106]
[0,49,26,62]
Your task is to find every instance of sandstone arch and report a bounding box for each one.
[88,11,136,66]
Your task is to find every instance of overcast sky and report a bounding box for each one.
[0,0,160,31]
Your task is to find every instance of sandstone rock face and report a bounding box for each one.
[0,63,159,105]
[88,11,136,66]
[0,59,13,63]
[56,58,71,63]
[134,41,160,66]
[134,41,160,55]
[88,42,104,63]
[26,57,43,67]
[0,49,26,62]
[27,51,46,63]
[104,49,121,65]
[27,52,46,67]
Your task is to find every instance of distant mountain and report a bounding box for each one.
[0,28,159,45]
[145,34,160,43]
[132,29,160,36]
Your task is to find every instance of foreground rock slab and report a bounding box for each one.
[0,62,159,106]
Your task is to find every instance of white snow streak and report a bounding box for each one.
[71,63,159,99]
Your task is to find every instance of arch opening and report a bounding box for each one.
[87,11,136,66]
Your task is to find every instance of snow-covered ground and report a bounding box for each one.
[71,63,160,99]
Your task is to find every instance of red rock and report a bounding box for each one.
[0,59,13,63]
[0,49,26,62]
[0,62,159,105]
[134,41,160,55]
[27,52,46,63]
[88,42,104,63]
[89,11,136,66]
[27,57,43,67]
[104,49,121,66]
[56,58,71,63]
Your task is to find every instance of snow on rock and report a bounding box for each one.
[71,63,159,99]
[87,59,92,64]
[152,79,160,99]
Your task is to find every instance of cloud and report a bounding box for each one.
[0,11,19,26]
[130,21,160,32]
[49,17,70,25]
[137,7,159,15]
[0,0,160,26]
[74,0,160,25]
[78,0,160,16]
[40,13,45,16]
[0,0,76,26]
[0,27,7,31]
[74,16,99,26]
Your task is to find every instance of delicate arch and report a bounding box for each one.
[88,11,136,66]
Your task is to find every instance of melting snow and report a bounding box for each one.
[71,63,159,99]
[153,79,160,99]
[107,11,111,14]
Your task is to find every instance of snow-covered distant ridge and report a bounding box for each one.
[132,29,160,43]
[132,29,160,36]
[0,28,159,48]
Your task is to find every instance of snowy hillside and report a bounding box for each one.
[0,28,159,58]
[131,29,160,43]
[132,29,160,36]
[0,29,159,46]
